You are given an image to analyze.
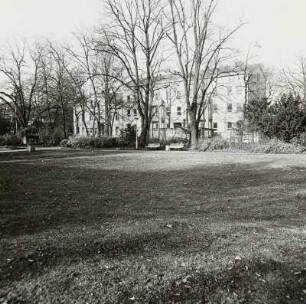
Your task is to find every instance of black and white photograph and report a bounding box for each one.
[1,0,306,303]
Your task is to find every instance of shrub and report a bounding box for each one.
[244,93,306,142]
[64,136,120,149]
[196,137,306,154]
[0,115,13,135]
[119,125,137,148]
[290,133,306,146]
[0,134,23,146]
[147,137,160,143]
[197,137,230,151]
[38,132,62,146]
[60,139,69,147]
[248,139,306,154]
[158,137,189,148]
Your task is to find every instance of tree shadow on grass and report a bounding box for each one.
[1,225,214,284]
[1,159,306,294]
[2,160,306,237]
[148,257,306,304]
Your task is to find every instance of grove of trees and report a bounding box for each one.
[0,0,306,147]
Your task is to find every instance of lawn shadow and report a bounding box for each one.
[0,225,215,284]
[150,256,306,304]
[1,153,306,296]
[2,159,305,236]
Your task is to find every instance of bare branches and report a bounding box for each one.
[280,55,306,104]
[167,0,243,145]
[0,40,44,130]
[97,0,169,146]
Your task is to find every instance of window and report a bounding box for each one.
[127,109,131,116]
[227,122,232,129]
[177,106,181,116]
[166,106,170,114]
[151,105,157,115]
[213,122,218,129]
[176,90,181,99]
[100,124,105,134]
[236,104,242,112]
[115,126,120,136]
[236,85,243,94]
[227,86,232,95]
[127,95,131,102]
[76,127,80,134]
[174,122,182,128]
[89,113,93,121]
[133,109,137,116]
[183,119,186,128]
[115,112,119,121]
[227,103,232,112]
[213,104,218,112]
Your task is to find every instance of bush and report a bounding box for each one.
[60,139,69,147]
[244,93,306,142]
[197,137,230,151]
[196,137,306,154]
[248,139,306,154]
[290,133,306,146]
[38,133,60,146]
[119,125,136,148]
[157,137,189,148]
[0,134,23,146]
[64,136,120,149]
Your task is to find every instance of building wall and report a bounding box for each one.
[73,69,264,142]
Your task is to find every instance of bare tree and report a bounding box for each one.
[167,0,243,147]
[0,40,44,137]
[280,55,306,105]
[63,32,124,137]
[37,43,75,139]
[47,40,92,136]
[64,33,105,135]
[97,0,169,147]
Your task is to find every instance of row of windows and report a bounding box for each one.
[86,102,241,124]
[152,120,186,129]
[127,109,138,116]
[213,122,233,130]
[152,121,233,130]
[77,122,234,134]
[213,103,243,113]
[85,104,241,124]
[156,84,247,100]
[154,106,182,116]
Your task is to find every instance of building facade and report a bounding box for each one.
[73,65,266,143]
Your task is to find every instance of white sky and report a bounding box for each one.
[0,0,305,67]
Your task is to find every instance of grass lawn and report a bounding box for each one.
[1,149,306,303]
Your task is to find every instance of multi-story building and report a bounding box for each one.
[74,64,266,143]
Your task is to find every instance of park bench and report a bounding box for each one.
[169,142,185,150]
[145,143,161,150]
[26,134,39,152]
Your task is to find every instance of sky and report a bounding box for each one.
[0,0,306,68]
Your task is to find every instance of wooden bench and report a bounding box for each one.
[169,142,185,150]
[145,143,161,150]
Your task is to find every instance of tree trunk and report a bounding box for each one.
[189,110,199,148]
[139,116,149,148]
